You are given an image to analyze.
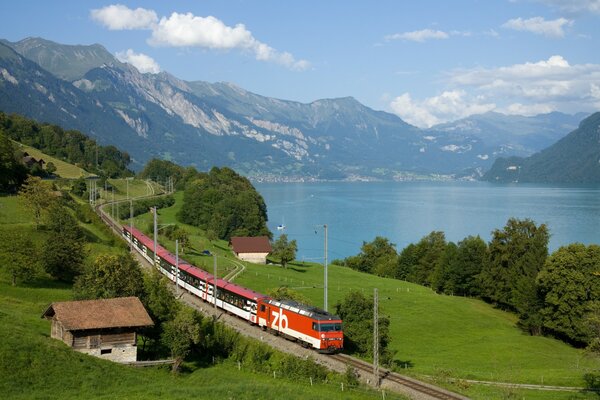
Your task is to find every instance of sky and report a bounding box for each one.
[1,0,599,128]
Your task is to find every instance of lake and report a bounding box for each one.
[256,181,600,261]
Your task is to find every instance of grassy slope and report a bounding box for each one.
[0,194,399,400]
[13,142,90,179]
[132,192,600,398]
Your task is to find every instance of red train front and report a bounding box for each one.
[256,298,343,353]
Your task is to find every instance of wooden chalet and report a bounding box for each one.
[229,236,272,264]
[22,153,45,169]
[41,297,153,363]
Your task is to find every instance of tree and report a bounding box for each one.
[178,167,271,241]
[345,236,398,276]
[18,176,55,228]
[444,236,487,296]
[0,131,27,192]
[74,253,145,299]
[161,307,203,372]
[266,286,310,304]
[271,234,297,268]
[335,290,394,365]
[45,162,56,175]
[538,244,600,345]
[140,270,180,351]
[0,231,39,285]
[402,231,447,286]
[480,218,549,334]
[71,177,88,198]
[41,204,86,282]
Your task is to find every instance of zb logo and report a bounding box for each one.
[271,309,288,330]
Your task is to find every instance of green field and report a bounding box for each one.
[0,274,404,400]
[125,192,600,399]
[0,194,402,400]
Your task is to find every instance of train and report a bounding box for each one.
[121,224,343,353]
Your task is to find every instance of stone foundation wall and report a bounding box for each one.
[77,345,137,363]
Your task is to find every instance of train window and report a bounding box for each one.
[260,305,265,312]
[312,323,317,331]
[317,323,342,332]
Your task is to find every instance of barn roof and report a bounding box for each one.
[41,297,153,331]
[230,236,272,254]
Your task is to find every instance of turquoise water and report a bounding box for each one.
[256,181,600,261]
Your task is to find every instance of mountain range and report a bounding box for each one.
[0,37,588,181]
[483,112,600,183]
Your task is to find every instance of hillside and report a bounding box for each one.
[127,191,599,399]
[13,142,90,179]
[1,37,580,180]
[0,187,392,400]
[483,112,600,183]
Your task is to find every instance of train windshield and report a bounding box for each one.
[317,323,342,332]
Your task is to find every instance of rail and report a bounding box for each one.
[329,354,469,400]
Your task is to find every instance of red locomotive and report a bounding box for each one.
[122,225,343,353]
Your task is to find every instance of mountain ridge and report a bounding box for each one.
[0,36,588,180]
[483,112,600,183]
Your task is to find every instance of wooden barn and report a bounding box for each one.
[41,297,153,363]
[230,236,272,264]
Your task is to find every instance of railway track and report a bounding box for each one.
[329,354,469,400]
[95,198,469,400]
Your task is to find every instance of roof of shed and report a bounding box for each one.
[41,297,153,331]
[230,236,272,254]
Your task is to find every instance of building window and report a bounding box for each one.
[100,348,112,355]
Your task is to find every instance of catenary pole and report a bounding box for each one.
[175,239,179,296]
[374,288,380,388]
[153,206,157,265]
[213,254,217,310]
[324,224,328,312]
[129,200,133,251]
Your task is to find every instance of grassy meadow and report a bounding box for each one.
[0,192,403,400]
[124,191,600,399]
[13,142,90,179]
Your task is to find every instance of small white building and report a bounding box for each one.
[230,236,272,264]
[41,297,153,363]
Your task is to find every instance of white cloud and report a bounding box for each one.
[92,5,308,71]
[502,16,572,38]
[389,55,600,125]
[448,55,600,102]
[115,49,161,74]
[90,4,157,30]
[385,29,449,42]
[536,0,600,14]
[389,91,495,128]
[149,13,309,70]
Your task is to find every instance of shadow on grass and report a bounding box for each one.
[584,373,600,397]
[23,276,72,290]
[391,359,414,370]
